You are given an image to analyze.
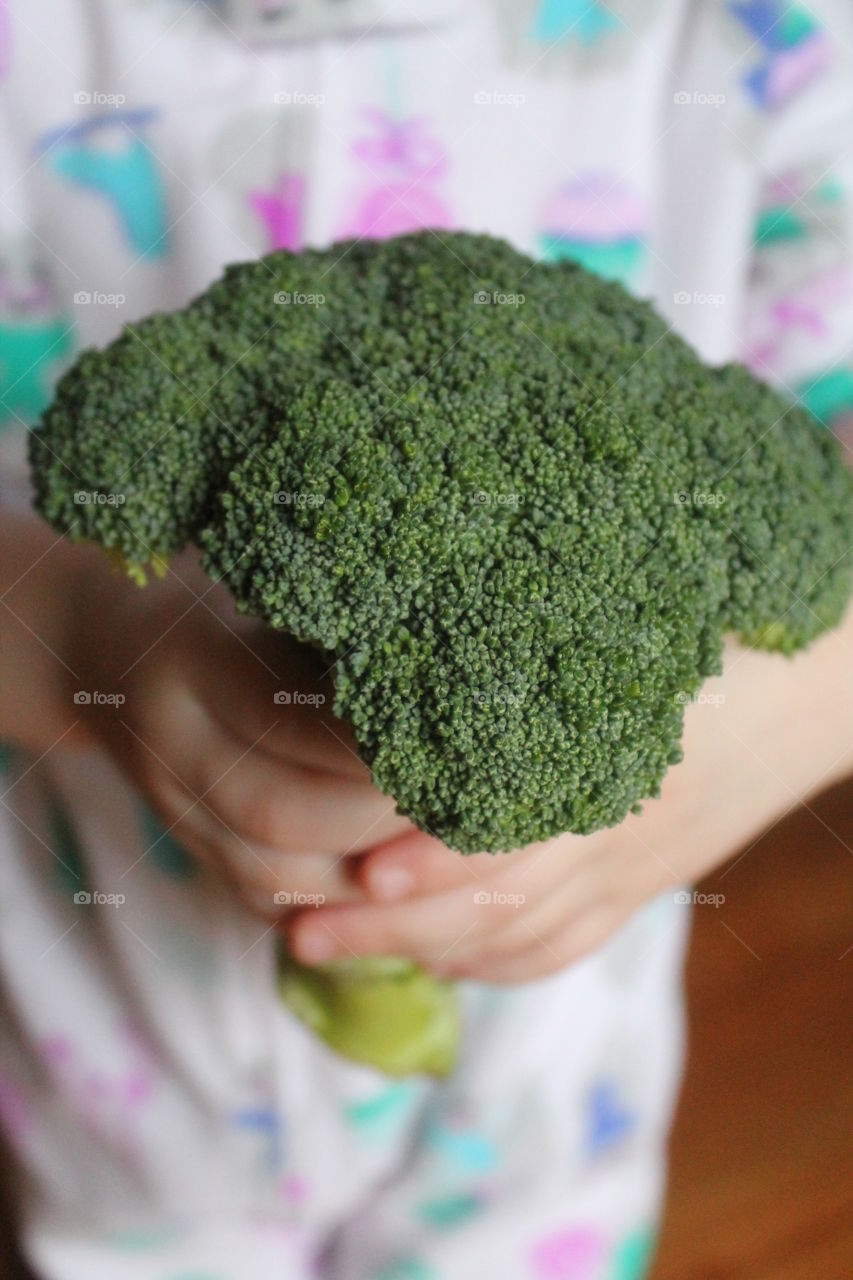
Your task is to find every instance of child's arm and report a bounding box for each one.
[289,611,853,979]
[1,508,414,912]
[0,507,97,751]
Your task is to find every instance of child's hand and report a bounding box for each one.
[288,618,853,982]
[72,554,414,914]
[286,825,635,982]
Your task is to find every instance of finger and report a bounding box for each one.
[432,881,614,976]
[291,843,619,969]
[136,755,366,909]
[359,828,597,905]
[206,660,371,778]
[357,830,499,901]
[197,630,370,783]
[457,904,630,984]
[142,701,405,855]
[288,876,526,967]
[202,744,413,855]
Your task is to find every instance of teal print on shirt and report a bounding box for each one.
[415,1190,484,1229]
[40,112,169,259]
[754,177,843,247]
[796,368,853,427]
[538,176,646,288]
[607,1226,657,1280]
[375,1258,437,1280]
[0,317,73,425]
[139,805,197,879]
[529,0,621,44]
[163,1274,228,1280]
[106,1226,185,1253]
[425,1118,499,1175]
[345,1081,422,1139]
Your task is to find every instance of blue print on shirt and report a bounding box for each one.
[40,112,169,259]
[585,1078,638,1158]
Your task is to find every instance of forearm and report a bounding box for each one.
[0,508,115,751]
[625,607,853,875]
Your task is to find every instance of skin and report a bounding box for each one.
[2,508,852,983]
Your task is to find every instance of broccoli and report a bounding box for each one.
[31,230,853,855]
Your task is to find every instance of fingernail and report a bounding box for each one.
[295,927,338,964]
[370,865,414,901]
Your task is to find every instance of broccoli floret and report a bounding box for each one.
[30,231,853,854]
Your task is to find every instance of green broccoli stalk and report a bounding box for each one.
[30,232,853,1075]
[278,951,460,1077]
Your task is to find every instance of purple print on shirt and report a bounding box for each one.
[248,172,305,251]
[339,109,453,240]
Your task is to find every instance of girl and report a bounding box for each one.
[1,3,852,1277]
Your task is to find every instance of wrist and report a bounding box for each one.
[623,615,853,880]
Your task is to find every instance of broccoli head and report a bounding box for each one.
[31,231,853,854]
